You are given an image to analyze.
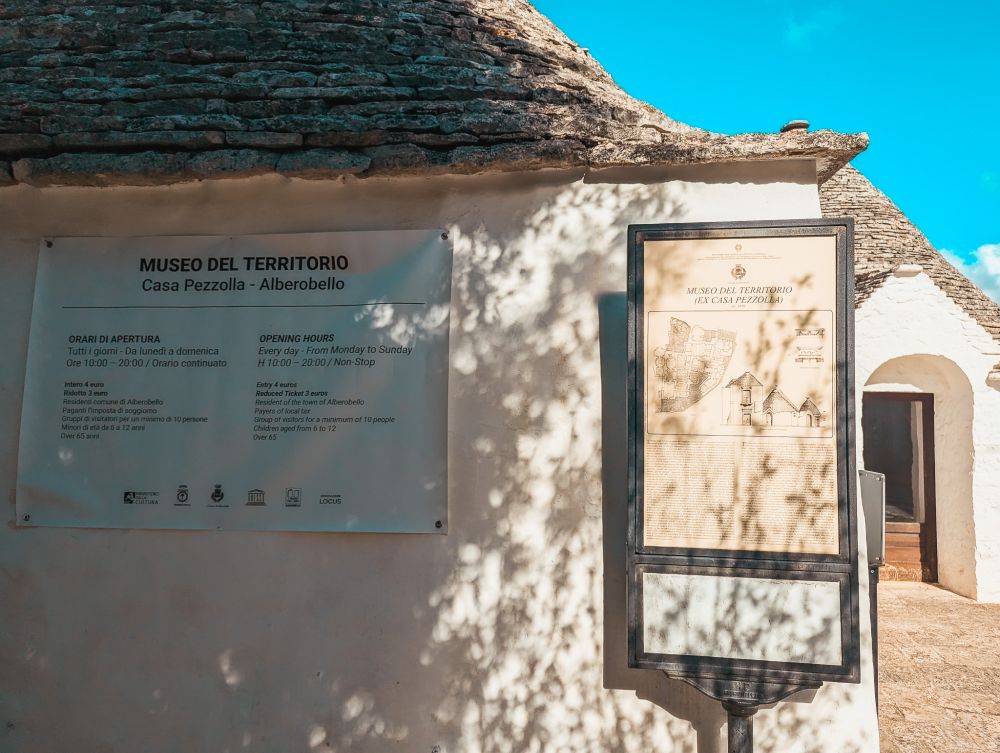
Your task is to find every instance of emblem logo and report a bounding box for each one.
[285,488,302,507]
[731,264,746,280]
[246,489,266,506]
[176,484,189,505]
[210,484,225,503]
[123,490,158,505]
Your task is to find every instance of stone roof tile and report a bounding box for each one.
[0,0,866,186]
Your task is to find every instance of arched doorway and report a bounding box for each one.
[862,355,976,596]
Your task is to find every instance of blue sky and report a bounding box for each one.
[534,0,1000,301]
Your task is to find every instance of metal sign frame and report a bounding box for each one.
[626,219,860,686]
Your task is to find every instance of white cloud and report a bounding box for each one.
[782,6,845,48]
[941,244,1000,304]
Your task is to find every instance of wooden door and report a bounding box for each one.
[861,393,937,581]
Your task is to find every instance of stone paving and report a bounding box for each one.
[877,581,1000,753]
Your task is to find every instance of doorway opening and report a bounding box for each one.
[862,392,937,582]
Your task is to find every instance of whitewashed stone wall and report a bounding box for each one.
[0,160,880,752]
[856,272,1000,601]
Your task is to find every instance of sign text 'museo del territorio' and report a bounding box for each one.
[16,230,452,533]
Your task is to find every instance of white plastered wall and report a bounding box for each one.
[0,160,879,753]
[856,271,1000,601]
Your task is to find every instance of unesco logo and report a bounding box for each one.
[731,264,747,280]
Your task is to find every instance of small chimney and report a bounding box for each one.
[987,363,1000,391]
[894,264,923,277]
[780,120,810,133]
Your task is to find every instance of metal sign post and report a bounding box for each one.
[686,675,825,752]
[626,220,861,753]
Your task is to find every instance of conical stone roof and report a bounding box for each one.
[820,165,1000,340]
[763,387,796,414]
[0,0,866,187]
[799,397,821,417]
[726,372,762,389]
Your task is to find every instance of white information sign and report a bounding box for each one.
[641,572,842,665]
[16,230,452,532]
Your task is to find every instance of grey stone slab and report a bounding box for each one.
[52,130,225,150]
[275,148,370,179]
[0,133,52,155]
[225,131,303,148]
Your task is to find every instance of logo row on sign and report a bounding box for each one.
[121,486,343,507]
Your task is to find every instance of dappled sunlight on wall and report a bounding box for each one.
[0,165,877,753]
[409,178,868,753]
[600,298,867,753]
[422,180,694,753]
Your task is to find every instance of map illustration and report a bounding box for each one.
[652,317,735,413]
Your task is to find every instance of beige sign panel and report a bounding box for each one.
[17,230,452,532]
[642,235,839,554]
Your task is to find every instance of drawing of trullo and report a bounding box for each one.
[724,371,764,425]
[797,397,825,427]
[762,386,799,426]
[723,370,826,428]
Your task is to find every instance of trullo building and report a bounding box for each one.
[821,167,1000,601]
[0,1,908,751]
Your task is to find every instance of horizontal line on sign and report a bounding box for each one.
[62,302,428,310]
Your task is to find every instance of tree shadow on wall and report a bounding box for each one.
[597,268,867,752]
[3,170,875,753]
[285,171,871,753]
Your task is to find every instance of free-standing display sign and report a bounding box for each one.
[627,220,859,744]
[17,230,452,533]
